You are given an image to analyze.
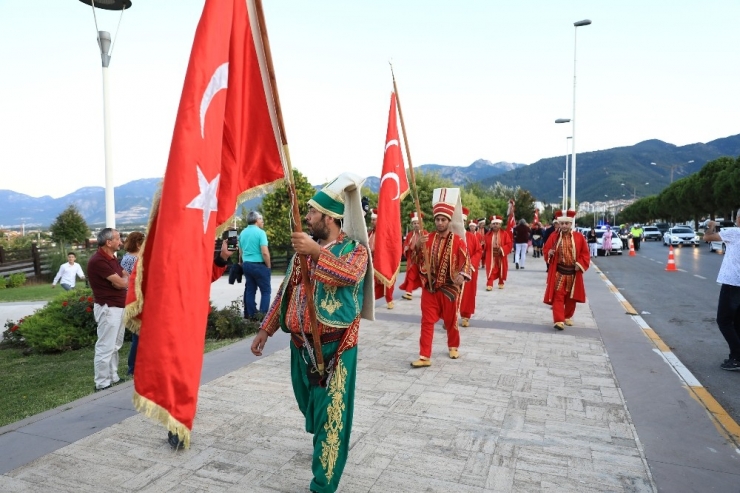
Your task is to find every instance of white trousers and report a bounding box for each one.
[93,304,126,389]
[515,243,528,267]
[589,243,598,257]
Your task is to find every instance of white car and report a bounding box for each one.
[709,225,738,253]
[663,227,700,247]
[642,226,662,241]
[595,230,623,255]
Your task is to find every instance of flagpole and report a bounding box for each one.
[389,63,432,287]
[254,0,325,376]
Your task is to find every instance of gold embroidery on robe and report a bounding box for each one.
[320,359,347,482]
[319,285,343,315]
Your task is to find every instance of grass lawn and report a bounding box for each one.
[0,282,60,303]
[0,338,244,428]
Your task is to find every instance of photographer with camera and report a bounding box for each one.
[238,211,271,320]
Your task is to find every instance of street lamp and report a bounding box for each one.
[570,19,592,213]
[650,160,694,183]
[621,182,649,200]
[555,119,571,209]
[78,0,133,228]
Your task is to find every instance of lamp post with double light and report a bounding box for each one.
[650,160,694,184]
[569,19,592,213]
[77,0,132,228]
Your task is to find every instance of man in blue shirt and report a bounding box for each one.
[239,211,272,320]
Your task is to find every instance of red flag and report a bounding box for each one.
[507,199,516,233]
[533,208,539,225]
[125,0,284,447]
[373,93,409,286]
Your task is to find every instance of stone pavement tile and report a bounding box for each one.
[0,475,35,493]
[369,469,485,493]
[485,454,517,491]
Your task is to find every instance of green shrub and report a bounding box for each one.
[206,298,260,339]
[0,277,6,289]
[11,289,98,353]
[1,318,28,348]
[8,273,26,288]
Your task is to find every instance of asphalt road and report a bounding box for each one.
[591,238,740,424]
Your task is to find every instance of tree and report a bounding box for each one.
[49,205,89,247]
[258,169,316,251]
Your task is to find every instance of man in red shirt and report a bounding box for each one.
[88,228,129,391]
[411,188,471,368]
[484,215,513,290]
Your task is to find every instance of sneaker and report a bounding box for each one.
[516,263,519,270]
[720,359,740,371]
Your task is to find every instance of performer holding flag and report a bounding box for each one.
[411,188,471,368]
[124,0,286,450]
[372,93,410,310]
[484,215,513,290]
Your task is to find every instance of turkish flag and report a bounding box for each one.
[373,93,409,287]
[125,0,284,447]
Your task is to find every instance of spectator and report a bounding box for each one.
[587,226,598,258]
[619,224,632,250]
[51,252,85,290]
[603,225,613,256]
[239,211,271,320]
[531,222,544,258]
[513,219,531,269]
[120,232,145,377]
[87,228,129,391]
[703,218,740,371]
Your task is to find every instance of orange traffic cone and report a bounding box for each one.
[665,245,677,271]
[629,238,636,257]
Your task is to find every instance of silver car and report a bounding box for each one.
[642,226,662,241]
[663,227,700,247]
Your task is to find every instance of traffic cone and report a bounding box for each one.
[628,238,636,257]
[665,245,677,271]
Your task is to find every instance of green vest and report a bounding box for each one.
[280,237,365,331]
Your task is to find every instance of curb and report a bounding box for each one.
[593,266,740,450]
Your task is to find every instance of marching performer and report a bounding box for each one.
[400,212,424,300]
[484,215,513,290]
[460,209,482,327]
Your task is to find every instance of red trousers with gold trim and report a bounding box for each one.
[552,284,577,323]
[399,263,422,293]
[486,255,507,287]
[419,289,460,358]
[374,280,394,302]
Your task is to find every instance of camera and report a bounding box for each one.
[222,229,239,252]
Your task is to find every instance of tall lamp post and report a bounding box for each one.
[570,19,592,213]
[78,0,132,228]
[622,182,649,200]
[555,119,571,209]
[650,160,694,183]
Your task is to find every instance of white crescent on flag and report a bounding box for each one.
[200,62,229,138]
[385,139,399,152]
[380,173,400,200]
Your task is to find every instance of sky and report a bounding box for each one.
[1,1,739,199]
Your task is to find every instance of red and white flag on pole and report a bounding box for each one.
[124,0,284,447]
[506,199,516,233]
[373,93,409,286]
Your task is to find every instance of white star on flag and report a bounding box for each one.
[186,165,220,233]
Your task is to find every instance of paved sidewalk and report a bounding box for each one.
[0,254,708,492]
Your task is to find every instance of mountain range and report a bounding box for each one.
[2,133,738,228]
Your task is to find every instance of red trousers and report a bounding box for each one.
[486,256,507,287]
[459,269,478,319]
[400,263,422,293]
[419,289,460,358]
[374,280,394,302]
[552,286,577,323]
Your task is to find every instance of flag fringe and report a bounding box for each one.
[124,184,163,334]
[374,265,400,288]
[214,177,285,239]
[133,390,191,449]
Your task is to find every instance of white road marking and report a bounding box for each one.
[654,349,702,387]
[694,275,707,280]
[677,269,687,272]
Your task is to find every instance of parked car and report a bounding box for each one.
[654,223,670,235]
[595,230,623,256]
[663,227,700,247]
[642,226,662,241]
